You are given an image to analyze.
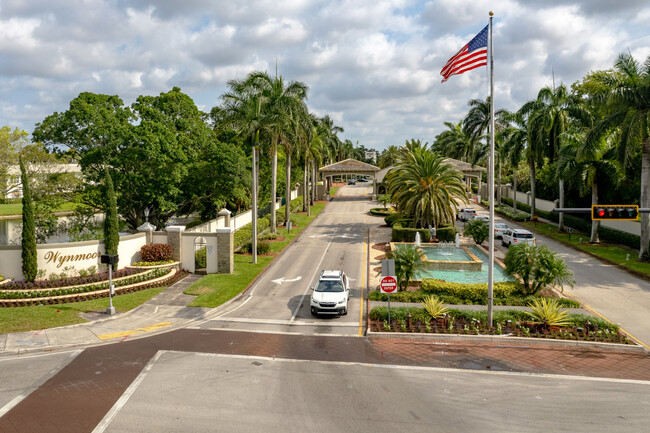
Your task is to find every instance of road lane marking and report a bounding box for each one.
[92,351,165,433]
[97,322,173,340]
[290,229,339,322]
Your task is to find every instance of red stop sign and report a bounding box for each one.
[380,276,397,293]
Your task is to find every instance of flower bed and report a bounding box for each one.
[368,306,631,345]
[0,268,185,307]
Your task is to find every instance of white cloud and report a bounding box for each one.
[0,0,647,151]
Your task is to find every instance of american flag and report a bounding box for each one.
[441,24,488,82]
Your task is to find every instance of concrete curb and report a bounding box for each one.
[366,329,647,353]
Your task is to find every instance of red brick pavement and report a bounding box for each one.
[1,329,649,432]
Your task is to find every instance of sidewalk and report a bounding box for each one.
[0,274,212,355]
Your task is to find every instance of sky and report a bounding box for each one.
[1,0,649,152]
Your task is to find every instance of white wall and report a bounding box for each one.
[0,233,146,281]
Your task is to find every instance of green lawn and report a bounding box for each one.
[0,287,166,334]
[0,202,86,217]
[185,202,326,307]
[520,220,650,278]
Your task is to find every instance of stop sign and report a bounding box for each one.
[380,276,397,294]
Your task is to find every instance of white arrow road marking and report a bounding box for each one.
[271,276,303,285]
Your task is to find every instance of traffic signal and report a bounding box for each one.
[591,205,639,221]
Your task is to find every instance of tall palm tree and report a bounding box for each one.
[521,84,591,230]
[557,128,620,243]
[501,111,528,214]
[385,147,467,228]
[590,53,650,260]
[221,71,308,233]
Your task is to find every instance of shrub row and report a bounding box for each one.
[0,268,170,300]
[2,268,145,291]
[141,243,173,262]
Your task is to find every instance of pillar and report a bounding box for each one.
[216,227,234,274]
[165,225,185,262]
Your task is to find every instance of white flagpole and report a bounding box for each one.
[488,11,495,327]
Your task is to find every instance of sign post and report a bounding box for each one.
[380,275,398,325]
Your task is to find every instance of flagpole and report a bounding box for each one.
[488,11,495,327]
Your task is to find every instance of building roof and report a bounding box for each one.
[319,158,380,174]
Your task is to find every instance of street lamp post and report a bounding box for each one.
[252,142,260,264]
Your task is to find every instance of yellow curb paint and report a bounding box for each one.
[98,322,173,340]
[564,291,650,351]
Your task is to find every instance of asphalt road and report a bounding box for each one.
[193,183,375,337]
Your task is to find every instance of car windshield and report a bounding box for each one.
[316,281,344,292]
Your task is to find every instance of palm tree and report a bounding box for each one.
[501,111,528,214]
[221,71,308,233]
[385,147,467,228]
[521,84,591,230]
[433,121,486,164]
[378,145,400,168]
[557,128,620,243]
[590,53,650,260]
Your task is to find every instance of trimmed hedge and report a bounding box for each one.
[436,226,457,242]
[391,225,431,242]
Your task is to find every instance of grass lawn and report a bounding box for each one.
[0,287,166,334]
[0,202,86,217]
[520,220,650,278]
[185,202,326,307]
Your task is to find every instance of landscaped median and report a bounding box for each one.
[367,283,633,347]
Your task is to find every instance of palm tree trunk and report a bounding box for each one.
[558,178,565,231]
[270,141,278,234]
[303,157,309,215]
[590,181,600,243]
[285,150,291,225]
[529,162,536,218]
[311,160,316,205]
[513,165,518,213]
[639,137,650,259]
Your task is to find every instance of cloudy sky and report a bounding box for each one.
[1,0,649,152]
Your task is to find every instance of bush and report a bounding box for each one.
[195,247,207,268]
[391,226,431,242]
[436,226,457,242]
[463,219,489,245]
[240,240,271,255]
[141,243,173,262]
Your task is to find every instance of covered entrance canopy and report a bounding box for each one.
[319,158,381,200]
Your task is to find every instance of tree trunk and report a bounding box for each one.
[529,161,536,218]
[311,160,316,205]
[270,140,278,234]
[639,136,650,259]
[303,157,309,215]
[513,164,518,213]
[590,181,600,243]
[285,150,291,225]
[558,178,565,231]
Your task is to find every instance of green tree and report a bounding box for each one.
[589,53,650,259]
[504,244,575,295]
[103,169,119,258]
[390,244,424,291]
[20,157,37,282]
[385,147,467,228]
[463,218,489,245]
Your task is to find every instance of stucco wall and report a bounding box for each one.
[0,233,146,281]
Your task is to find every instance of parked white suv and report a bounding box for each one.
[310,270,350,316]
[457,208,477,221]
[501,229,536,247]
